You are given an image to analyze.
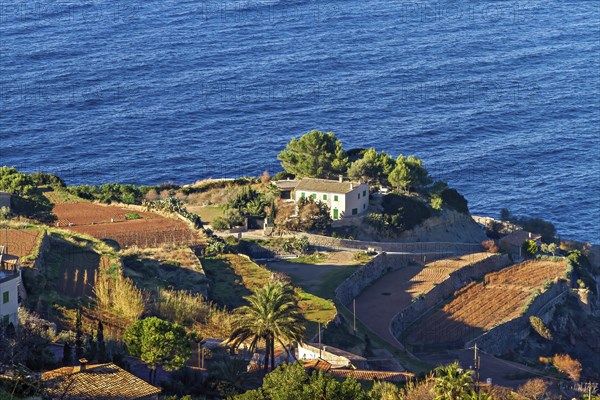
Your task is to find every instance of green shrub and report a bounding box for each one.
[441,188,469,214]
[522,239,539,256]
[157,289,211,325]
[430,193,443,211]
[380,193,431,231]
[212,217,230,231]
[68,183,148,205]
[145,197,202,228]
[529,316,553,340]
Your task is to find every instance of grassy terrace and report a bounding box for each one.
[186,205,225,224]
[121,247,209,296]
[201,253,351,338]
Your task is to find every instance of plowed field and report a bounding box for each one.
[53,202,198,248]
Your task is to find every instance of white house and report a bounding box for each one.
[0,246,20,328]
[293,177,369,220]
[297,342,367,369]
[0,192,11,211]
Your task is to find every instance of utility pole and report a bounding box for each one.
[318,322,322,358]
[473,344,480,390]
[353,299,356,334]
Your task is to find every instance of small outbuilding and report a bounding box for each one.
[499,230,541,256]
[297,342,368,369]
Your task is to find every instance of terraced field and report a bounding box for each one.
[0,228,42,259]
[354,252,494,347]
[406,259,567,346]
[53,202,198,248]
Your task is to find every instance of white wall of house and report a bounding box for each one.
[343,184,369,218]
[0,192,11,210]
[0,272,20,327]
[294,183,369,220]
[297,343,356,368]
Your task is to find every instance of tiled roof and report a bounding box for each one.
[328,369,414,382]
[303,358,332,372]
[295,178,362,194]
[273,180,300,190]
[42,363,161,400]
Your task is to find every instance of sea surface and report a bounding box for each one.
[0,0,599,242]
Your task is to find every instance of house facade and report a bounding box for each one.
[293,177,369,220]
[499,230,542,257]
[0,192,11,211]
[297,342,368,369]
[0,247,20,328]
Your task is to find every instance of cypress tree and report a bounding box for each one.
[75,308,84,360]
[97,320,108,362]
[62,341,73,366]
[86,333,97,362]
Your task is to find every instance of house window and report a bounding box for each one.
[310,193,316,200]
[2,291,8,304]
[352,208,358,215]
[363,190,367,197]
[363,204,366,209]
[301,192,305,198]
[323,194,327,201]
[358,193,360,199]
[334,195,338,201]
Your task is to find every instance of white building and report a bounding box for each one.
[292,177,369,220]
[0,246,20,328]
[0,191,11,211]
[297,342,368,369]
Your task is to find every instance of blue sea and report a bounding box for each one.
[0,0,599,242]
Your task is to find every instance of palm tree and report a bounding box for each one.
[464,389,493,400]
[227,282,305,374]
[433,361,474,400]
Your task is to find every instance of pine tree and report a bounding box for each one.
[97,320,108,362]
[75,308,84,360]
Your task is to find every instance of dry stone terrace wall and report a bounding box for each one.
[389,254,511,340]
[29,230,50,270]
[335,252,470,306]
[305,233,482,254]
[466,280,570,355]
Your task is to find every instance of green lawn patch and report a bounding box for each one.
[187,205,225,223]
[266,260,359,300]
[201,254,338,334]
[125,212,141,220]
[286,252,328,265]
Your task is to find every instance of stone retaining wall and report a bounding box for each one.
[306,233,482,254]
[335,252,466,306]
[23,229,51,270]
[465,280,569,355]
[389,254,511,339]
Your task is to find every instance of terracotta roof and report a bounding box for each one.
[42,363,161,400]
[328,369,414,382]
[499,230,541,247]
[273,180,300,190]
[295,178,363,194]
[303,358,332,372]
